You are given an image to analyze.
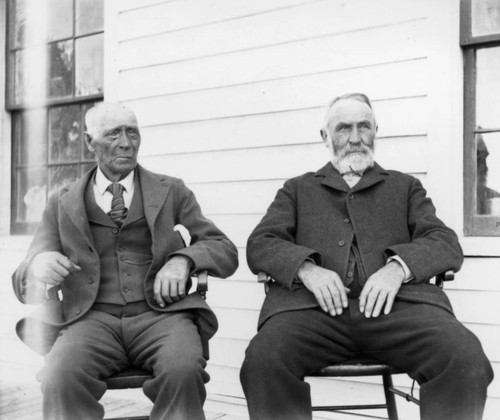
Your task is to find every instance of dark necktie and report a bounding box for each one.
[107,183,128,227]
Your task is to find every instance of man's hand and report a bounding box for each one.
[297,261,349,316]
[153,255,193,307]
[28,251,81,286]
[359,261,405,318]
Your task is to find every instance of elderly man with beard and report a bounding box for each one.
[240,93,492,420]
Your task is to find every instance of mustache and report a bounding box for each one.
[338,144,371,156]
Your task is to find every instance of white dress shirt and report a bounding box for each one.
[93,167,135,213]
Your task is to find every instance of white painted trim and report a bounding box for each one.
[425,0,464,232]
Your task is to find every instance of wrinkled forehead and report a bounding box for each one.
[326,98,376,126]
[87,103,138,132]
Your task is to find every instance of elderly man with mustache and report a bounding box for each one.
[240,93,492,420]
[12,102,238,420]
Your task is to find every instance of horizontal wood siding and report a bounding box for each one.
[107,0,499,418]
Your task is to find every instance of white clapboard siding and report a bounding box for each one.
[119,49,427,103]
[126,75,427,128]
[138,99,427,158]
[118,0,317,41]
[118,1,427,70]
[445,257,500,292]
[139,139,427,187]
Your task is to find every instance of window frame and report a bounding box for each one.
[6,0,104,234]
[460,0,500,237]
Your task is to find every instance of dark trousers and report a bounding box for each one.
[40,309,208,420]
[240,300,493,420]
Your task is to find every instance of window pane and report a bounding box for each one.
[48,165,79,196]
[49,105,82,163]
[471,0,500,37]
[47,0,73,42]
[82,162,96,175]
[82,101,99,159]
[16,167,47,224]
[49,40,74,98]
[17,109,48,165]
[476,132,500,215]
[476,47,500,128]
[75,34,103,96]
[76,0,104,36]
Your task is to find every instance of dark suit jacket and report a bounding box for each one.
[12,165,238,356]
[247,162,463,328]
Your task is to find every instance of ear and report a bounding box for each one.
[84,133,95,153]
[320,129,327,143]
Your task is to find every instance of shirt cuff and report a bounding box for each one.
[387,255,414,283]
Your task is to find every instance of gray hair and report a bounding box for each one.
[322,92,374,132]
[84,102,137,138]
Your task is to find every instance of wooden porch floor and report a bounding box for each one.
[0,380,246,420]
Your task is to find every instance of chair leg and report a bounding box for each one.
[382,373,399,420]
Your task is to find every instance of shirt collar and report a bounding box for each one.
[95,167,135,195]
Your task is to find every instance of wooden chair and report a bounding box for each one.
[257,270,454,420]
[103,271,209,420]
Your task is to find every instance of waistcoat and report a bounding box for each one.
[85,176,153,304]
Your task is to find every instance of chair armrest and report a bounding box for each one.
[435,270,455,289]
[195,270,208,299]
[258,272,272,294]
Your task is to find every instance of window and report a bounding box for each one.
[7,0,103,233]
[461,0,500,236]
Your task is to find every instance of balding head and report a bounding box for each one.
[85,102,138,139]
[84,102,141,181]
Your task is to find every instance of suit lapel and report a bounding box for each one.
[137,165,171,236]
[351,163,388,193]
[60,167,96,245]
[315,161,388,193]
[316,162,350,192]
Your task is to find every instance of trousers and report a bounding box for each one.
[240,300,493,420]
[40,309,208,420]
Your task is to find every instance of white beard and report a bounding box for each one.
[331,149,374,174]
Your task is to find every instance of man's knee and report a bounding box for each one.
[448,338,493,385]
[430,328,493,387]
[156,350,208,385]
[41,351,90,393]
[241,331,285,382]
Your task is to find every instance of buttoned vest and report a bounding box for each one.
[85,176,153,304]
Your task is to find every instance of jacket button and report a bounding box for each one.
[343,218,350,224]
[88,278,94,284]
[338,240,345,246]
[112,228,119,234]
[347,271,354,278]
[349,194,354,199]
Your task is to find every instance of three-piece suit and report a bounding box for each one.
[12,164,238,420]
[241,162,493,420]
